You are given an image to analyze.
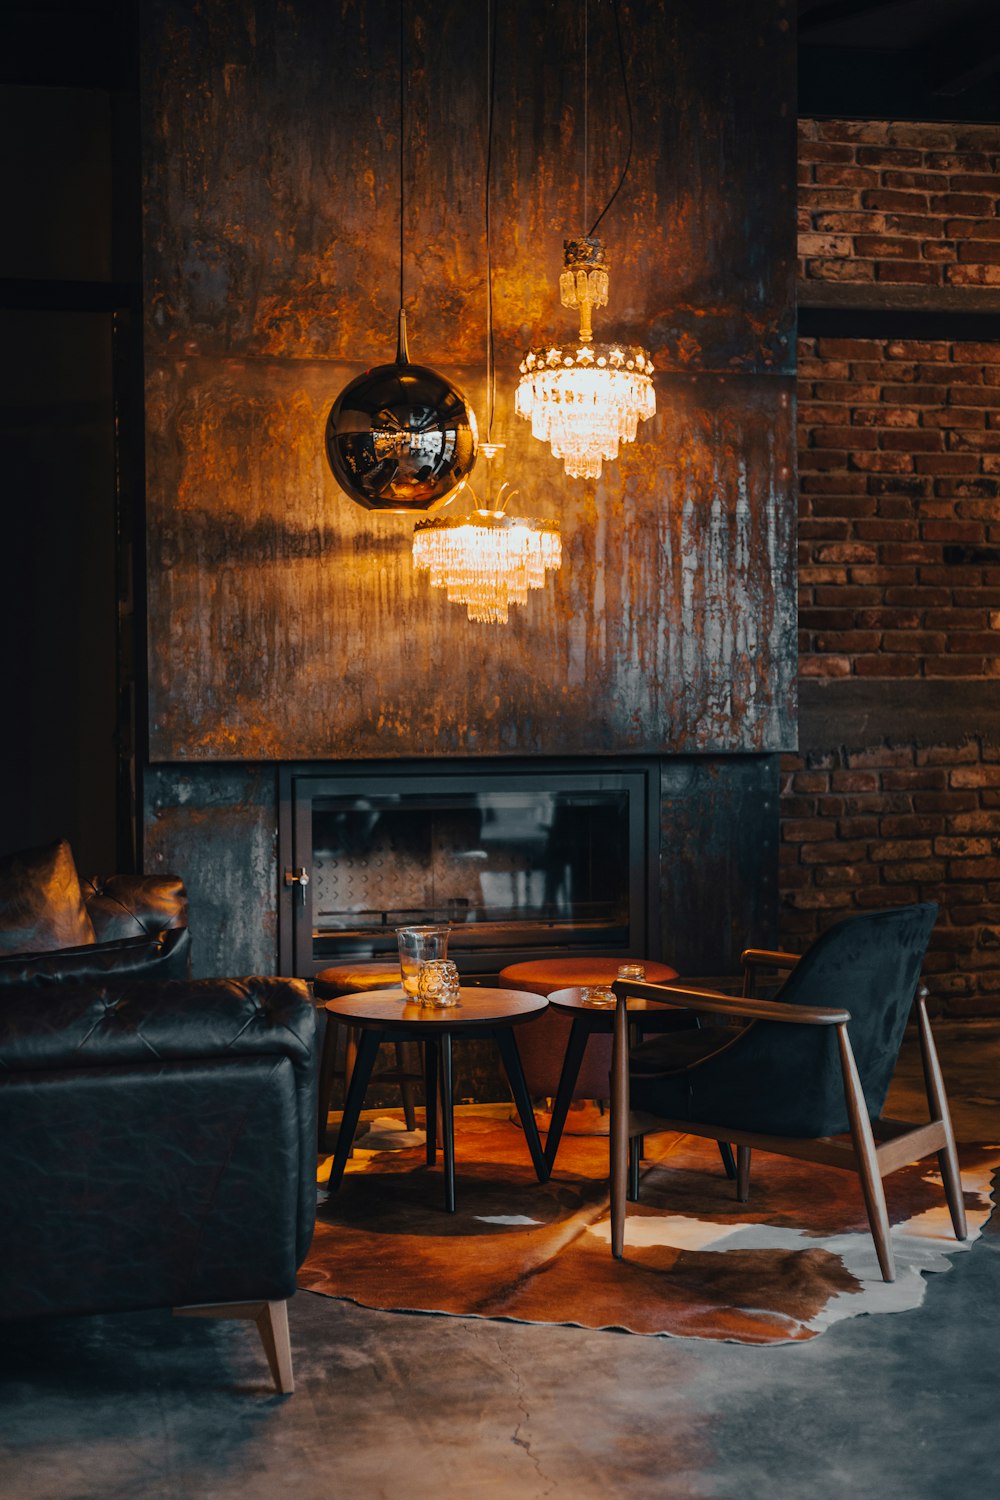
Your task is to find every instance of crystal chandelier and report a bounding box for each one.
[516,235,654,480]
[412,4,560,626]
[412,497,562,626]
[516,1,654,480]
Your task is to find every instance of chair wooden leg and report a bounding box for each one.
[719,1142,737,1180]
[916,990,968,1241]
[174,1298,294,1393]
[838,1023,895,1282]
[395,1042,418,1130]
[736,1145,751,1202]
[610,995,630,1259]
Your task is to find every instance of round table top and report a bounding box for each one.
[322,986,548,1030]
[546,984,683,1016]
[497,957,679,995]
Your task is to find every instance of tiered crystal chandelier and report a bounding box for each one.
[412,3,561,626]
[516,234,654,480]
[515,0,654,480]
[412,457,561,625]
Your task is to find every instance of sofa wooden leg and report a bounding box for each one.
[174,1298,295,1393]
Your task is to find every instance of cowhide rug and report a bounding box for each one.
[300,1113,999,1346]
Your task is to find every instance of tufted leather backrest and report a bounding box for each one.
[81,873,188,943]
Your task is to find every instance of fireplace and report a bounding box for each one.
[278,760,659,979]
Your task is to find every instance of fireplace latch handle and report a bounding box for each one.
[284,866,311,905]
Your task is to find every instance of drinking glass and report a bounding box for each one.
[396,924,451,997]
[616,962,646,982]
[416,958,461,1007]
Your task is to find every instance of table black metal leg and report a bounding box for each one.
[439,1033,455,1213]
[543,1018,589,1173]
[424,1038,438,1166]
[495,1028,550,1182]
[327,1028,381,1192]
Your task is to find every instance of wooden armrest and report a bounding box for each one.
[741,948,801,971]
[610,978,849,1027]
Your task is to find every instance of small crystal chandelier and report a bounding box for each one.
[515,0,654,480]
[413,5,561,626]
[516,235,654,480]
[413,447,561,625]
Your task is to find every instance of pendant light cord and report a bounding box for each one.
[583,0,588,233]
[399,0,405,318]
[587,0,632,239]
[485,0,498,442]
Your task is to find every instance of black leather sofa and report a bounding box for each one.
[0,973,318,1393]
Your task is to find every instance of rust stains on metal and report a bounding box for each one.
[143,0,797,763]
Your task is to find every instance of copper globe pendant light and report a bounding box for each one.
[325,4,478,513]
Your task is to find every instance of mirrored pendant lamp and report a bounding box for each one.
[324,5,477,513]
[515,0,655,480]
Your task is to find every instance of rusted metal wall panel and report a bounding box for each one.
[141,0,797,763]
[143,764,277,976]
[658,755,780,976]
[145,366,795,758]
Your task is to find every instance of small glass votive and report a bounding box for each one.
[616,962,646,982]
[416,958,461,1008]
[579,984,617,1009]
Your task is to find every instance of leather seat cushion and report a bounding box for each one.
[0,839,96,956]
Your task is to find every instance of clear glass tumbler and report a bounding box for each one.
[416,958,461,1007]
[396,924,451,997]
[616,962,646,982]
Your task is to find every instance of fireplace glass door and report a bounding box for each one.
[282,767,652,978]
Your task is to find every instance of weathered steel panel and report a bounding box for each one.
[143,764,278,976]
[658,755,780,976]
[141,0,797,763]
[145,367,795,759]
[142,0,795,374]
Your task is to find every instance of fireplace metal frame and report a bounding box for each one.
[278,757,662,980]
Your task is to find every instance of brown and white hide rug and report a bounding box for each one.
[300,1114,999,1346]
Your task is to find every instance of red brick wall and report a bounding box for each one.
[798,335,1000,681]
[786,120,1000,1015]
[780,741,1000,1015]
[798,119,1000,290]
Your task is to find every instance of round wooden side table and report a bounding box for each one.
[498,957,680,1103]
[323,987,549,1213]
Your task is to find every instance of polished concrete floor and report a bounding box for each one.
[2,1022,998,1500]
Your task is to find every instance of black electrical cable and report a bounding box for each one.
[587,0,633,239]
[399,0,405,317]
[485,0,499,441]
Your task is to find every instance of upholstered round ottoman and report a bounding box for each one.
[497,957,679,1102]
[314,960,418,1146]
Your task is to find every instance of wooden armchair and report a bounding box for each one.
[609,903,966,1282]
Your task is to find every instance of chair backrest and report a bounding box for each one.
[772,901,938,1126]
[667,903,938,1138]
